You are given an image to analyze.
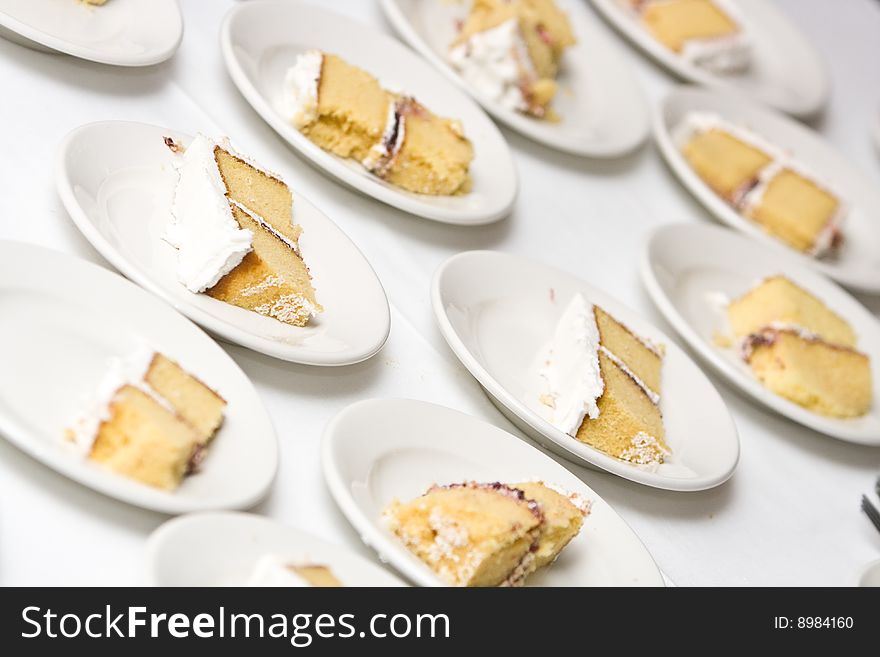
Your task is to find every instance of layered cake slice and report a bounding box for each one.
[383,482,545,587]
[538,293,670,466]
[727,276,872,418]
[247,555,343,587]
[678,113,846,257]
[66,345,226,490]
[631,0,750,73]
[165,134,321,327]
[448,0,576,120]
[280,51,474,196]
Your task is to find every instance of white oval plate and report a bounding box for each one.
[0,241,278,514]
[323,398,665,587]
[380,0,649,158]
[588,0,828,117]
[655,87,880,294]
[432,250,739,491]
[220,1,517,225]
[147,512,406,586]
[56,121,391,366]
[643,223,880,445]
[0,0,182,67]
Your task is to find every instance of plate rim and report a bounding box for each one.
[640,222,880,445]
[431,249,741,492]
[321,397,667,587]
[0,239,279,514]
[145,510,408,586]
[219,0,518,225]
[586,0,829,117]
[0,0,183,67]
[379,0,651,158]
[54,119,392,367]
[652,86,880,294]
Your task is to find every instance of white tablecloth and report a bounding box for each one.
[2,0,880,586]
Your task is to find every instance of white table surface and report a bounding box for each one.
[2,0,880,587]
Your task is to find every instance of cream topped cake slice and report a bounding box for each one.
[165,134,321,327]
[66,345,226,490]
[538,293,670,466]
[448,0,576,120]
[630,0,750,73]
[280,50,474,196]
[247,555,343,588]
[726,276,872,418]
[678,113,846,257]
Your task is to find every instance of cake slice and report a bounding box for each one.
[383,482,545,587]
[727,276,871,418]
[247,555,343,587]
[538,293,670,466]
[511,482,589,569]
[635,0,750,73]
[280,51,474,196]
[449,0,576,119]
[166,134,321,327]
[679,113,845,256]
[743,329,871,418]
[66,346,226,490]
[727,276,856,348]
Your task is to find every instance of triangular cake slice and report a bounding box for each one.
[280,51,474,196]
[166,134,321,327]
[383,482,545,587]
[539,293,670,466]
[247,555,343,587]
[66,346,226,491]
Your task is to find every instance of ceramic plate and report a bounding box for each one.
[642,223,880,445]
[147,512,406,586]
[56,120,390,366]
[0,0,182,66]
[654,87,880,294]
[323,398,665,587]
[380,0,650,157]
[588,0,828,117]
[220,0,517,225]
[432,250,739,491]
[0,241,277,513]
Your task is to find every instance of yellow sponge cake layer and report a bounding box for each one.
[682,128,772,201]
[746,168,842,254]
[595,306,663,395]
[144,354,226,441]
[300,54,390,161]
[511,482,586,570]
[575,351,669,463]
[727,276,856,347]
[292,566,343,588]
[208,204,321,327]
[89,386,203,491]
[384,482,544,587]
[642,0,739,53]
[745,330,872,418]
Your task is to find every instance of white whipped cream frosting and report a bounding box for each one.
[66,343,161,455]
[246,554,312,588]
[539,293,605,437]
[166,134,253,293]
[448,18,532,114]
[279,49,323,128]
